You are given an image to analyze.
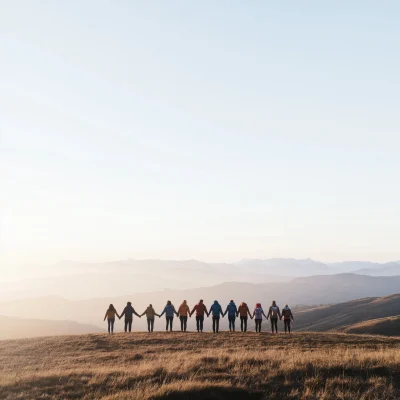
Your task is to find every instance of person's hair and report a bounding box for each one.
[285,304,288,307]
[272,300,276,306]
[127,301,131,305]
[256,303,261,308]
[230,299,233,302]
[108,304,115,311]
[200,299,203,303]
[183,300,187,304]
[149,304,152,307]
[167,300,171,305]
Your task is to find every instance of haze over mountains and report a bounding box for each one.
[3,258,400,302]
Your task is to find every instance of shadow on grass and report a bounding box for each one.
[151,387,263,400]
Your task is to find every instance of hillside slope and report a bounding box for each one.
[1,332,400,399]
[341,315,400,336]
[294,293,400,332]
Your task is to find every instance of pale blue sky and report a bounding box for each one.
[1,1,400,272]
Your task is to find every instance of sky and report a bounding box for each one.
[1,1,400,275]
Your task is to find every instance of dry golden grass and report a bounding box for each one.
[1,331,400,399]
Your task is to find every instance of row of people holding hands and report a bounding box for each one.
[104,299,294,334]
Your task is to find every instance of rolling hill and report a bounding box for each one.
[341,315,400,336]
[294,293,400,332]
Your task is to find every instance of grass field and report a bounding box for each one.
[1,331,400,399]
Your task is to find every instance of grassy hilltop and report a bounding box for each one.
[1,332,400,399]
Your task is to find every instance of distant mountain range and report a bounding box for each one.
[3,258,400,301]
[2,274,400,333]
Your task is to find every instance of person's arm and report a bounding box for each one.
[173,306,178,317]
[247,306,252,318]
[251,310,255,319]
[220,306,224,317]
[140,310,146,317]
[159,307,166,318]
[116,310,121,319]
[266,307,271,320]
[120,308,126,319]
[104,311,108,321]
[262,309,268,319]
[190,305,196,317]
[278,308,282,320]
[132,308,141,318]
[291,310,294,320]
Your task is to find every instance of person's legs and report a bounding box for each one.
[286,320,291,334]
[255,319,260,332]
[150,318,154,332]
[128,319,132,332]
[271,318,277,333]
[183,316,187,331]
[212,317,216,333]
[180,316,184,331]
[215,317,220,333]
[199,316,204,332]
[232,316,235,331]
[243,316,247,332]
[107,319,111,334]
[110,319,115,333]
[147,318,151,332]
[240,316,244,332]
[196,316,200,331]
[165,317,169,331]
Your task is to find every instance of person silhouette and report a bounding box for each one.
[223,300,238,331]
[237,302,252,332]
[252,303,267,333]
[104,304,120,334]
[178,300,191,332]
[209,300,224,333]
[159,300,178,331]
[140,304,159,332]
[119,301,141,333]
[190,299,208,332]
[267,300,282,334]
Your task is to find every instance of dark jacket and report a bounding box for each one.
[120,305,139,319]
[282,307,294,320]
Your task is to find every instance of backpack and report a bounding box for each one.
[271,306,278,318]
[254,307,263,319]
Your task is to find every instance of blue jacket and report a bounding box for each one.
[225,301,237,317]
[210,301,223,317]
[160,304,177,318]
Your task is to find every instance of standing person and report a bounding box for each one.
[237,302,252,332]
[178,300,191,332]
[104,304,120,334]
[209,300,224,333]
[190,299,208,332]
[252,303,267,333]
[282,304,294,334]
[119,302,141,333]
[159,300,178,332]
[267,300,282,334]
[140,304,159,333]
[223,300,238,331]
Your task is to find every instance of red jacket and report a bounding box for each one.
[191,303,207,316]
